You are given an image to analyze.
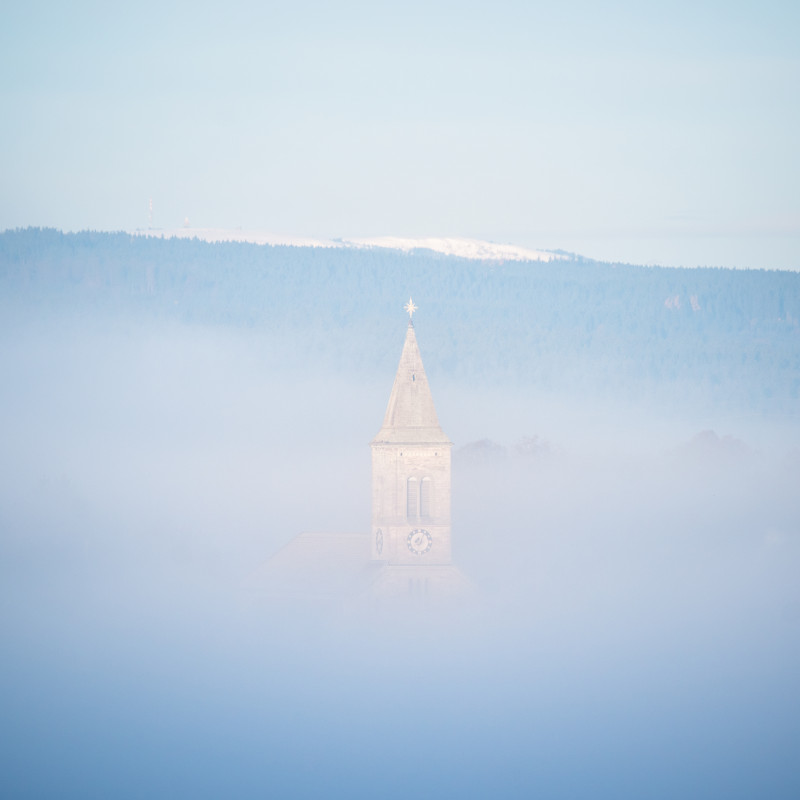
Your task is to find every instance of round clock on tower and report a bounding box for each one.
[370,299,453,567]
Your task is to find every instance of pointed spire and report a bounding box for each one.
[373,318,451,444]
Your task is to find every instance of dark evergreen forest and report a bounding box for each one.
[1,228,798,417]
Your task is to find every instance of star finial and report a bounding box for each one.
[404,298,418,319]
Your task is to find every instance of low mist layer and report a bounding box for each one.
[1,237,799,798]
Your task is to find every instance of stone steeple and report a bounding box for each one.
[254,300,469,606]
[370,307,453,569]
[372,321,451,445]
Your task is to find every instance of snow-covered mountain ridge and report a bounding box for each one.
[132,228,566,263]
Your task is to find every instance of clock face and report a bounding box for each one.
[407,528,433,555]
[375,528,383,556]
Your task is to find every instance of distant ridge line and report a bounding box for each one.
[129,228,567,263]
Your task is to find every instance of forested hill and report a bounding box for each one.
[1,228,798,417]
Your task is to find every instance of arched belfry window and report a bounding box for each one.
[407,477,418,519]
[420,477,432,519]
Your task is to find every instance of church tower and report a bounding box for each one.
[371,300,453,569]
[253,299,469,606]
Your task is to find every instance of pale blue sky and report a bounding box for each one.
[1,0,798,267]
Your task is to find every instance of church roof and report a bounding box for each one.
[245,532,376,600]
[372,321,451,445]
[245,531,473,605]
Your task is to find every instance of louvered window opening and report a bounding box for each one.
[420,477,431,519]
[407,477,418,518]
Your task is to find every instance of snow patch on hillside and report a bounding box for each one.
[131,229,565,262]
[344,236,564,262]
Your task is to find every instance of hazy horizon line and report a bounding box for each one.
[4,225,799,273]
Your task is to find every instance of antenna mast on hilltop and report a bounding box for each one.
[148,198,153,229]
